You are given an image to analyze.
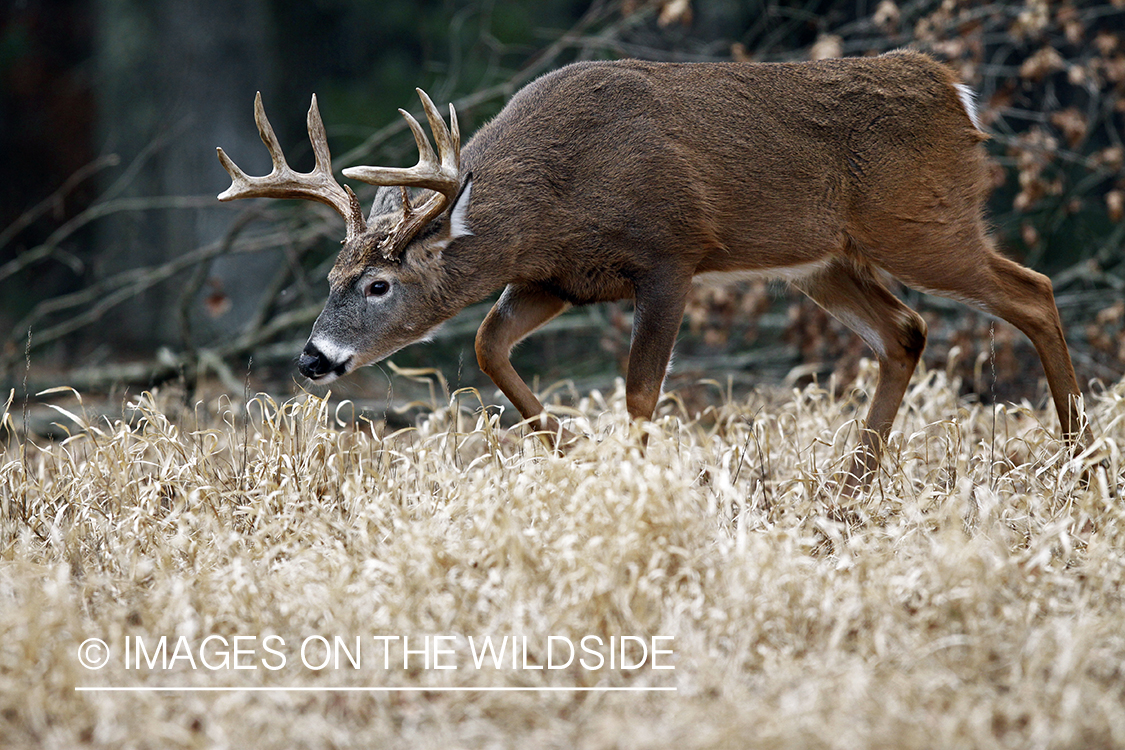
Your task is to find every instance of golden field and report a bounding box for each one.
[2,363,1124,749]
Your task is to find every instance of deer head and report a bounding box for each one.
[216,89,473,382]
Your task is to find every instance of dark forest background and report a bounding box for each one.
[2,0,1123,419]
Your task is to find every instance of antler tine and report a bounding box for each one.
[215,146,250,190]
[254,91,290,172]
[449,103,460,162]
[416,88,461,178]
[306,94,334,175]
[216,92,365,239]
[399,108,440,174]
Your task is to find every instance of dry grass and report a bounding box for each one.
[2,362,1124,749]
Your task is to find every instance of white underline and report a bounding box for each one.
[76,686,676,693]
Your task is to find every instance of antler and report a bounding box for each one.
[217,92,366,240]
[343,89,462,257]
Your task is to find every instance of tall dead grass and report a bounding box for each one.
[2,363,1124,749]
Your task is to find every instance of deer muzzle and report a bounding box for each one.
[298,339,352,382]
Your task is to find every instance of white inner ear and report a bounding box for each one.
[449,179,474,239]
[954,83,983,131]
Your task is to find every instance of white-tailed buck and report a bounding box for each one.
[217,50,1088,495]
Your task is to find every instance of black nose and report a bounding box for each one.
[298,342,339,379]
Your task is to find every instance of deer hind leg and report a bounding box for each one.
[475,284,569,433]
[793,258,928,498]
[874,227,1087,447]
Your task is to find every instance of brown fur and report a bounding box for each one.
[296,50,1087,498]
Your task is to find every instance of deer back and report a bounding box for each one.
[452,50,989,300]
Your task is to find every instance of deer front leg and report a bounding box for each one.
[475,284,569,434]
[625,276,693,420]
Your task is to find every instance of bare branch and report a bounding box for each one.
[0,196,221,285]
[0,154,121,254]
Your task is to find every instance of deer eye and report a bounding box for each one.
[365,279,391,298]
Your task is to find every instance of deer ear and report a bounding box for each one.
[368,185,403,222]
[449,174,473,239]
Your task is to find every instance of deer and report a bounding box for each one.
[217,49,1089,497]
